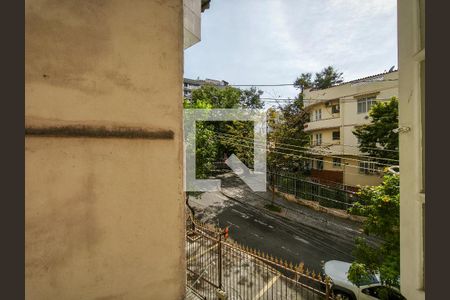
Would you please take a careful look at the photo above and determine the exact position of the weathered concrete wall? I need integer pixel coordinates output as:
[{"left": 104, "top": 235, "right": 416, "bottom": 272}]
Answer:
[{"left": 25, "top": 0, "right": 185, "bottom": 299}]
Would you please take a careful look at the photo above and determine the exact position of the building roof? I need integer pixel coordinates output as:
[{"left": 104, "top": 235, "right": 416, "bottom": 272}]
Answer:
[
  {"left": 309, "top": 69, "right": 398, "bottom": 91},
  {"left": 184, "top": 77, "right": 228, "bottom": 86},
  {"left": 184, "top": 78, "right": 203, "bottom": 85}
]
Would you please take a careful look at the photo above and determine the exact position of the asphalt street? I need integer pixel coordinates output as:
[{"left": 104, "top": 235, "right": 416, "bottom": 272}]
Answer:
[{"left": 190, "top": 190, "right": 358, "bottom": 274}]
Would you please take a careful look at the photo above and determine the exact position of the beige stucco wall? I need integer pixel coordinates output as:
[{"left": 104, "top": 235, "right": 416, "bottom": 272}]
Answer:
[
  {"left": 342, "top": 157, "right": 383, "bottom": 187},
  {"left": 311, "top": 154, "right": 382, "bottom": 187},
  {"left": 25, "top": 0, "right": 186, "bottom": 299},
  {"left": 398, "top": 0, "right": 425, "bottom": 299}
]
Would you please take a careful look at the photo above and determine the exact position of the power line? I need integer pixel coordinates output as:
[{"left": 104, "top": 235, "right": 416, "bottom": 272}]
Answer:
[
  {"left": 218, "top": 138, "right": 399, "bottom": 188},
  {"left": 273, "top": 135, "right": 399, "bottom": 153},
  {"left": 218, "top": 134, "right": 397, "bottom": 167},
  {"left": 217, "top": 135, "right": 396, "bottom": 177},
  {"left": 217, "top": 132, "right": 399, "bottom": 163},
  {"left": 212, "top": 126, "right": 398, "bottom": 155}
]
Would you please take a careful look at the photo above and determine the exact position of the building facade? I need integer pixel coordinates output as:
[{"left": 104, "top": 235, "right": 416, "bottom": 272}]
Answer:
[
  {"left": 183, "top": 77, "right": 229, "bottom": 99},
  {"left": 25, "top": 0, "right": 210, "bottom": 299},
  {"left": 303, "top": 71, "right": 398, "bottom": 189},
  {"left": 397, "top": 0, "right": 425, "bottom": 299}
]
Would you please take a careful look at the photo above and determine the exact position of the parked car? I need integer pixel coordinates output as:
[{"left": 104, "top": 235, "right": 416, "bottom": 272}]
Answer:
[{"left": 323, "top": 260, "right": 405, "bottom": 300}]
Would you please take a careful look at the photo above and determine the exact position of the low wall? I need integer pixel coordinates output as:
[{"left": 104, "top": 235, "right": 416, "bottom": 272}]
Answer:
[{"left": 274, "top": 188, "right": 366, "bottom": 223}]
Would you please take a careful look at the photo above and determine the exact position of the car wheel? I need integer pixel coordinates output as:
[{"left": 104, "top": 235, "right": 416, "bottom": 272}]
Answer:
[{"left": 334, "top": 291, "right": 353, "bottom": 300}]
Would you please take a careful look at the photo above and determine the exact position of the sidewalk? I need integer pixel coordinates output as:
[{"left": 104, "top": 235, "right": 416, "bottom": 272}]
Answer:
[{"left": 217, "top": 172, "right": 379, "bottom": 246}]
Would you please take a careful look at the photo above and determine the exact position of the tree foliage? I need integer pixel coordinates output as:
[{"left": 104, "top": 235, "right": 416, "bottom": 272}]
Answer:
[
  {"left": 293, "top": 73, "right": 313, "bottom": 93},
  {"left": 294, "top": 66, "right": 343, "bottom": 92},
  {"left": 347, "top": 172, "right": 400, "bottom": 290},
  {"left": 183, "top": 98, "right": 217, "bottom": 180},
  {"left": 353, "top": 97, "right": 399, "bottom": 162},
  {"left": 184, "top": 84, "right": 264, "bottom": 179},
  {"left": 313, "top": 66, "right": 344, "bottom": 90},
  {"left": 267, "top": 95, "right": 310, "bottom": 172}
]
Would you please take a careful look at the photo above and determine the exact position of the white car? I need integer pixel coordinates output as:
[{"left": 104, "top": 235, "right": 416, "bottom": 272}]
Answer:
[{"left": 323, "top": 260, "right": 405, "bottom": 300}]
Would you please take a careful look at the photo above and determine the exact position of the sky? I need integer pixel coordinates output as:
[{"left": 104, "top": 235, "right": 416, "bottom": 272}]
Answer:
[{"left": 184, "top": 0, "right": 398, "bottom": 103}]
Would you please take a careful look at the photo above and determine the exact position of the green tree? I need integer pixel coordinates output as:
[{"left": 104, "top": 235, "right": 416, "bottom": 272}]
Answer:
[
  {"left": 183, "top": 99, "right": 218, "bottom": 180},
  {"left": 218, "top": 87, "right": 264, "bottom": 167},
  {"left": 268, "top": 96, "right": 310, "bottom": 172},
  {"left": 353, "top": 97, "right": 399, "bottom": 162},
  {"left": 240, "top": 86, "right": 264, "bottom": 109},
  {"left": 184, "top": 84, "right": 264, "bottom": 178},
  {"left": 347, "top": 172, "right": 400, "bottom": 292},
  {"left": 189, "top": 84, "right": 241, "bottom": 108},
  {"left": 313, "top": 66, "right": 344, "bottom": 89},
  {"left": 294, "top": 72, "right": 313, "bottom": 93}
]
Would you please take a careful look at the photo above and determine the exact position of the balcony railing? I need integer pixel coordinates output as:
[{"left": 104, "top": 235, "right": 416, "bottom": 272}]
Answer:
[{"left": 186, "top": 213, "right": 335, "bottom": 300}]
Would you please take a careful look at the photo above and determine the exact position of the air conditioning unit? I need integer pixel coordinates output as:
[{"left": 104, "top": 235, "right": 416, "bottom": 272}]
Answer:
[{"left": 325, "top": 101, "right": 330, "bottom": 106}]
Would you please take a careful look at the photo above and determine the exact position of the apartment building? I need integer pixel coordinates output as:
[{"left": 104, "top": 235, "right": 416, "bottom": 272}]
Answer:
[
  {"left": 302, "top": 70, "right": 398, "bottom": 189},
  {"left": 183, "top": 77, "right": 229, "bottom": 99},
  {"left": 25, "top": 0, "right": 210, "bottom": 299}
]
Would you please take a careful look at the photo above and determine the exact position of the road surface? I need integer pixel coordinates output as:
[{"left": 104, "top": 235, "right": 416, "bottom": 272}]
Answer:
[{"left": 190, "top": 189, "right": 358, "bottom": 274}]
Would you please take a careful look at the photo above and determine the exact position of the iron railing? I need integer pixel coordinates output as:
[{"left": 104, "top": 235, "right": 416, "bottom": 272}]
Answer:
[
  {"left": 268, "top": 171, "right": 357, "bottom": 210},
  {"left": 186, "top": 214, "right": 335, "bottom": 300}
]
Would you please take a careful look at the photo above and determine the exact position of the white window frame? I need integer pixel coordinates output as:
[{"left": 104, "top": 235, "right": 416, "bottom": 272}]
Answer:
[
  {"left": 359, "top": 161, "right": 378, "bottom": 174},
  {"left": 357, "top": 96, "right": 377, "bottom": 114},
  {"left": 314, "top": 133, "right": 322, "bottom": 146},
  {"left": 314, "top": 109, "right": 322, "bottom": 121}
]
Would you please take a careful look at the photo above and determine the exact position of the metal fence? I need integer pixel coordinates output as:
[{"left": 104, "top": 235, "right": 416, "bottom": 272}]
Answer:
[
  {"left": 268, "top": 172, "right": 358, "bottom": 210},
  {"left": 211, "top": 162, "right": 358, "bottom": 210},
  {"left": 186, "top": 214, "right": 335, "bottom": 300}
]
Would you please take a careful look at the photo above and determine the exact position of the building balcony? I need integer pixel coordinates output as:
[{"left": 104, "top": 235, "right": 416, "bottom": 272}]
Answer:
[
  {"left": 184, "top": 0, "right": 211, "bottom": 49},
  {"left": 304, "top": 117, "right": 341, "bottom": 132}
]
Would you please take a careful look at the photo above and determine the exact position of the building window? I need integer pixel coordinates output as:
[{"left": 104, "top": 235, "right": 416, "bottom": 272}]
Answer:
[
  {"left": 333, "top": 158, "right": 342, "bottom": 167},
  {"left": 357, "top": 99, "right": 366, "bottom": 114},
  {"left": 357, "top": 96, "right": 377, "bottom": 114},
  {"left": 359, "top": 161, "right": 378, "bottom": 174},
  {"left": 314, "top": 109, "right": 322, "bottom": 121},
  {"left": 332, "top": 131, "right": 340, "bottom": 141},
  {"left": 314, "top": 133, "right": 322, "bottom": 146},
  {"left": 332, "top": 104, "right": 340, "bottom": 114},
  {"left": 316, "top": 159, "right": 323, "bottom": 170},
  {"left": 367, "top": 98, "right": 377, "bottom": 111}
]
